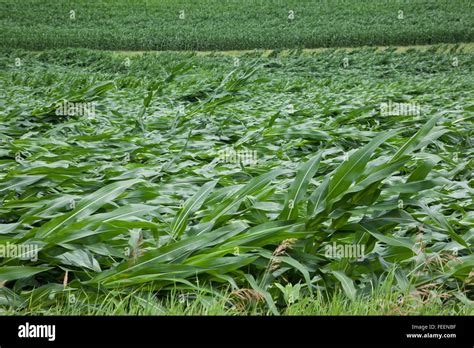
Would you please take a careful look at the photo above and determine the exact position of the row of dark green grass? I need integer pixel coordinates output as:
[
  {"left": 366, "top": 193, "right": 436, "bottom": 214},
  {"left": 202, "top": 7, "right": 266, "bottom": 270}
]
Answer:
[{"left": 1, "top": 0, "right": 473, "bottom": 51}]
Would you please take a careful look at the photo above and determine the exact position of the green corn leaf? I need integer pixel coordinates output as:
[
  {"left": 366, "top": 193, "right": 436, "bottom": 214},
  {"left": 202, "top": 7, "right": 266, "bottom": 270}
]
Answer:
[
  {"left": 0, "top": 266, "right": 51, "bottom": 282},
  {"left": 326, "top": 131, "right": 394, "bottom": 203},
  {"left": 280, "top": 153, "right": 322, "bottom": 220},
  {"left": 171, "top": 180, "right": 217, "bottom": 239},
  {"left": 390, "top": 113, "right": 443, "bottom": 163},
  {"left": 32, "top": 179, "right": 142, "bottom": 240},
  {"left": 202, "top": 169, "right": 290, "bottom": 223},
  {"left": 332, "top": 270, "right": 357, "bottom": 301}
]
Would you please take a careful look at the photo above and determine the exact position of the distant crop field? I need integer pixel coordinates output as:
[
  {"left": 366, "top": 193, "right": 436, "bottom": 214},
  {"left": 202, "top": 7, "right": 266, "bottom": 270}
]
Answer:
[
  {"left": 0, "top": 47, "right": 472, "bottom": 313},
  {"left": 1, "top": 0, "right": 473, "bottom": 50}
]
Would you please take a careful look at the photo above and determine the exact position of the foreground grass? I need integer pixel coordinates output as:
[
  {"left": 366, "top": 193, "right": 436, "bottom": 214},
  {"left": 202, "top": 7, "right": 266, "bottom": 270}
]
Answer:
[
  {"left": 2, "top": 285, "right": 472, "bottom": 316},
  {"left": 1, "top": 0, "right": 473, "bottom": 50}
]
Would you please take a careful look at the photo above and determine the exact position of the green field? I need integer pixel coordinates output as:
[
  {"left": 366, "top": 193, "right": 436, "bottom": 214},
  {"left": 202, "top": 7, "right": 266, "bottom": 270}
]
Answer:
[
  {"left": 0, "top": 0, "right": 473, "bottom": 317},
  {"left": 1, "top": 0, "right": 473, "bottom": 50},
  {"left": 0, "top": 46, "right": 473, "bottom": 314}
]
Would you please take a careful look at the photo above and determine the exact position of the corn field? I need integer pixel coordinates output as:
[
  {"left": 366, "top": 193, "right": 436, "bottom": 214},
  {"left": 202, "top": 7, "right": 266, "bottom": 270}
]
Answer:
[
  {"left": 1, "top": 0, "right": 473, "bottom": 50},
  {"left": 0, "top": 47, "right": 472, "bottom": 314}
]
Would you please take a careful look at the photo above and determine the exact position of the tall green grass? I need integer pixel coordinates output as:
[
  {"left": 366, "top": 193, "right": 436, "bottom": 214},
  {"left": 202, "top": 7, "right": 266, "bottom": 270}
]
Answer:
[{"left": 3, "top": 279, "right": 472, "bottom": 316}]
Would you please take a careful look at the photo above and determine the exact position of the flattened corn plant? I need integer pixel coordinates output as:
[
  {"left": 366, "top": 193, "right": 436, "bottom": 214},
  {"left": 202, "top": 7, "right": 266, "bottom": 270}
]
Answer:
[{"left": 0, "top": 48, "right": 472, "bottom": 313}]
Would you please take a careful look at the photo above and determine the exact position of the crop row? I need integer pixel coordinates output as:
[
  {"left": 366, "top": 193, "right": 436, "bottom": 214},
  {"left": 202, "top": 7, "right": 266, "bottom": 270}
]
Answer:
[{"left": 1, "top": 0, "right": 473, "bottom": 50}]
